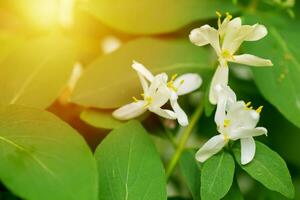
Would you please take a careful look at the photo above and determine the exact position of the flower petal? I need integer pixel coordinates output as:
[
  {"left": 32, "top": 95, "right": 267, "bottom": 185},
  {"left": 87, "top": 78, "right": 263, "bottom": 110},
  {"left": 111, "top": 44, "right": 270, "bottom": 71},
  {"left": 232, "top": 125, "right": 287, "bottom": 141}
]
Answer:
[
  {"left": 244, "top": 24, "right": 268, "bottom": 41},
  {"left": 195, "top": 135, "right": 226, "bottom": 162},
  {"left": 229, "top": 127, "right": 267, "bottom": 140},
  {"left": 151, "top": 83, "right": 170, "bottom": 108},
  {"left": 209, "top": 65, "right": 229, "bottom": 104},
  {"left": 150, "top": 107, "right": 176, "bottom": 119},
  {"left": 222, "top": 17, "right": 242, "bottom": 53},
  {"left": 137, "top": 73, "right": 149, "bottom": 93},
  {"left": 231, "top": 54, "right": 273, "bottom": 67},
  {"left": 174, "top": 73, "right": 202, "bottom": 96},
  {"left": 132, "top": 60, "right": 154, "bottom": 82},
  {"left": 147, "top": 73, "right": 168, "bottom": 96},
  {"left": 170, "top": 98, "right": 188, "bottom": 126},
  {"left": 112, "top": 101, "right": 146, "bottom": 120},
  {"left": 214, "top": 84, "right": 237, "bottom": 126},
  {"left": 241, "top": 137, "right": 256, "bottom": 165},
  {"left": 189, "top": 25, "right": 221, "bottom": 54}
]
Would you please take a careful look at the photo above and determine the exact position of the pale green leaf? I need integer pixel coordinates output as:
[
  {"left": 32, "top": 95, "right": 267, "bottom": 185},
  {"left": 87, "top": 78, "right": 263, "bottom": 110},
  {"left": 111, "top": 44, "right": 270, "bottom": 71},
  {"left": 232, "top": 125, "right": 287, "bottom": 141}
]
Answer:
[
  {"left": 201, "top": 151, "right": 235, "bottom": 200},
  {"left": 80, "top": 109, "right": 125, "bottom": 130},
  {"left": 81, "top": 0, "right": 237, "bottom": 34},
  {"left": 233, "top": 141, "right": 294, "bottom": 199},
  {"left": 0, "top": 105, "right": 98, "bottom": 200},
  {"left": 94, "top": 120, "right": 167, "bottom": 200},
  {"left": 0, "top": 34, "right": 76, "bottom": 109},
  {"left": 71, "top": 37, "right": 213, "bottom": 109}
]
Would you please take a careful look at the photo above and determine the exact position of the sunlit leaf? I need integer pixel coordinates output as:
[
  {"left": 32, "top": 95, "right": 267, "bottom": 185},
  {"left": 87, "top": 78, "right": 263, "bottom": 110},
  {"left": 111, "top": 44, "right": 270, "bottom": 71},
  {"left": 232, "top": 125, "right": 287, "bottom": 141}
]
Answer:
[
  {"left": 233, "top": 141, "right": 295, "bottom": 199},
  {"left": 71, "top": 37, "right": 213, "bottom": 109},
  {"left": 81, "top": 0, "right": 237, "bottom": 34},
  {"left": 0, "top": 105, "right": 98, "bottom": 200},
  {"left": 0, "top": 34, "right": 76, "bottom": 109},
  {"left": 201, "top": 151, "right": 235, "bottom": 200},
  {"left": 243, "top": 13, "right": 300, "bottom": 128},
  {"left": 94, "top": 120, "right": 167, "bottom": 200},
  {"left": 0, "top": 32, "right": 25, "bottom": 63},
  {"left": 80, "top": 109, "right": 125, "bottom": 130},
  {"left": 179, "top": 149, "right": 201, "bottom": 200}
]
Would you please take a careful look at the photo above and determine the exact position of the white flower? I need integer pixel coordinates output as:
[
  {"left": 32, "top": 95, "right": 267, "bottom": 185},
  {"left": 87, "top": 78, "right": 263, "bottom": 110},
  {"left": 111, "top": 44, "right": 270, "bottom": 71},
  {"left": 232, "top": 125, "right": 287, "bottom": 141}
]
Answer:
[
  {"left": 189, "top": 12, "right": 273, "bottom": 104},
  {"left": 113, "top": 61, "right": 202, "bottom": 126},
  {"left": 113, "top": 68, "right": 175, "bottom": 120},
  {"left": 195, "top": 88, "right": 267, "bottom": 165},
  {"left": 132, "top": 61, "right": 202, "bottom": 126}
]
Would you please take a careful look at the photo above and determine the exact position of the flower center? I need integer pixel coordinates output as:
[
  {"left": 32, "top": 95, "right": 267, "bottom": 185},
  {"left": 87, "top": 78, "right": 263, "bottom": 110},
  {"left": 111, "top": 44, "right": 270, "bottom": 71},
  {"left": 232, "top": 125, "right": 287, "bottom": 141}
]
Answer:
[
  {"left": 223, "top": 119, "right": 230, "bottom": 128},
  {"left": 143, "top": 96, "right": 153, "bottom": 108},
  {"left": 221, "top": 49, "right": 234, "bottom": 60},
  {"left": 223, "top": 133, "right": 230, "bottom": 142}
]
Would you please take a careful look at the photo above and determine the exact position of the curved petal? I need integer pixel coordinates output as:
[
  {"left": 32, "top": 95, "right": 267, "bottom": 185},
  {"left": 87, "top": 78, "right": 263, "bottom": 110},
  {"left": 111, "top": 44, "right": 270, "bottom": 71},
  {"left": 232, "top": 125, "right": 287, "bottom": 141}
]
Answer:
[
  {"left": 150, "top": 107, "right": 176, "bottom": 119},
  {"left": 189, "top": 25, "right": 221, "bottom": 54},
  {"left": 174, "top": 73, "right": 202, "bottom": 96},
  {"left": 112, "top": 101, "right": 146, "bottom": 120},
  {"left": 209, "top": 66, "right": 229, "bottom": 104},
  {"left": 244, "top": 24, "right": 268, "bottom": 41},
  {"left": 151, "top": 84, "right": 171, "bottom": 108},
  {"left": 195, "top": 135, "right": 226, "bottom": 162},
  {"left": 231, "top": 54, "right": 273, "bottom": 67},
  {"left": 170, "top": 98, "right": 188, "bottom": 126},
  {"left": 241, "top": 137, "right": 256, "bottom": 165},
  {"left": 222, "top": 17, "right": 242, "bottom": 53},
  {"left": 147, "top": 73, "right": 168, "bottom": 96},
  {"left": 213, "top": 83, "right": 237, "bottom": 126},
  {"left": 214, "top": 96, "right": 227, "bottom": 127},
  {"left": 132, "top": 60, "right": 154, "bottom": 81},
  {"left": 137, "top": 73, "right": 149, "bottom": 93},
  {"left": 229, "top": 127, "right": 267, "bottom": 140}
]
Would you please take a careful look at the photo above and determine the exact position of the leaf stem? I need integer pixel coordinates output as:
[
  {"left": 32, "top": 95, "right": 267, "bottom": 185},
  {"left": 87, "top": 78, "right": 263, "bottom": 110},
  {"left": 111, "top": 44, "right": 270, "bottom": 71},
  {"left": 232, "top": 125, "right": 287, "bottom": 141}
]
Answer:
[{"left": 165, "top": 102, "right": 204, "bottom": 180}]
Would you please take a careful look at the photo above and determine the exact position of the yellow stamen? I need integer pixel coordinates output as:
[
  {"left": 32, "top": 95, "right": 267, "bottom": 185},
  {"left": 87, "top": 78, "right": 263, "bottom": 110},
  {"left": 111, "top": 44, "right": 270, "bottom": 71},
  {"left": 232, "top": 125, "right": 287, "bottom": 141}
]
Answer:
[
  {"left": 143, "top": 96, "right": 153, "bottom": 108},
  {"left": 256, "top": 106, "right": 263, "bottom": 114},
  {"left": 171, "top": 74, "right": 178, "bottom": 81},
  {"left": 246, "top": 101, "right": 252, "bottom": 107},
  {"left": 167, "top": 73, "right": 179, "bottom": 92},
  {"left": 216, "top": 11, "right": 222, "bottom": 28},
  {"left": 132, "top": 96, "right": 139, "bottom": 103},
  {"left": 223, "top": 119, "right": 230, "bottom": 128},
  {"left": 226, "top": 12, "right": 232, "bottom": 20},
  {"left": 141, "top": 93, "right": 145, "bottom": 97}
]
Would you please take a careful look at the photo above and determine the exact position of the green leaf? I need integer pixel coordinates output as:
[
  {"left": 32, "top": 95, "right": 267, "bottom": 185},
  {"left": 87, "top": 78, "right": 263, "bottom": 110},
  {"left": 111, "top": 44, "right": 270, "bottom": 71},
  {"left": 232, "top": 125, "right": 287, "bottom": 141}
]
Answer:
[
  {"left": 81, "top": 0, "right": 237, "bottom": 34},
  {"left": 0, "top": 34, "right": 76, "bottom": 109},
  {"left": 94, "top": 120, "right": 167, "bottom": 200},
  {"left": 179, "top": 149, "right": 201, "bottom": 200},
  {"left": 222, "top": 181, "right": 243, "bottom": 200},
  {"left": 0, "top": 105, "right": 98, "bottom": 200},
  {"left": 80, "top": 109, "right": 125, "bottom": 130},
  {"left": 243, "top": 13, "right": 300, "bottom": 128},
  {"left": 71, "top": 37, "right": 213, "bottom": 109},
  {"left": 201, "top": 151, "right": 235, "bottom": 200},
  {"left": 233, "top": 141, "right": 294, "bottom": 199}
]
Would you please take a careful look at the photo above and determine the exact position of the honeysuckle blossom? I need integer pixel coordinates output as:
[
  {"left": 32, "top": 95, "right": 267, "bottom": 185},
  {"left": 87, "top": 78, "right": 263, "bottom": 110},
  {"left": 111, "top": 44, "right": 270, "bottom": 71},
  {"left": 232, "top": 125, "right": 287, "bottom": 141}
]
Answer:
[
  {"left": 113, "top": 71, "right": 176, "bottom": 120},
  {"left": 113, "top": 61, "right": 202, "bottom": 126},
  {"left": 195, "top": 85, "right": 267, "bottom": 165},
  {"left": 189, "top": 12, "right": 273, "bottom": 104}
]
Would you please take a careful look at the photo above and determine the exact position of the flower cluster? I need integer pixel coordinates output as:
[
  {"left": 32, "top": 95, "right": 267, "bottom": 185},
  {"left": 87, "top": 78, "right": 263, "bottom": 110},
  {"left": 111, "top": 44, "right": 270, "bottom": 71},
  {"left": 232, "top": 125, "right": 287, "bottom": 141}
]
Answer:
[
  {"left": 113, "top": 61, "right": 202, "bottom": 126},
  {"left": 113, "top": 12, "right": 273, "bottom": 165},
  {"left": 190, "top": 13, "right": 273, "bottom": 164}
]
